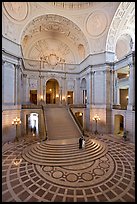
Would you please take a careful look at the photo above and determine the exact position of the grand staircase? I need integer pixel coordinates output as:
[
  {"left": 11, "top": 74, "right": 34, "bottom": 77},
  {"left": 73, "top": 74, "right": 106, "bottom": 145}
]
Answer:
[{"left": 43, "top": 105, "right": 81, "bottom": 140}]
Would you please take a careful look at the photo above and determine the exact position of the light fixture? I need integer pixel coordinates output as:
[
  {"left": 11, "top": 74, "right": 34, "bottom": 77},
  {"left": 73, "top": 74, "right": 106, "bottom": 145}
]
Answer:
[
  {"left": 67, "top": 95, "right": 71, "bottom": 98},
  {"left": 93, "top": 114, "right": 100, "bottom": 134},
  {"left": 62, "top": 96, "right": 65, "bottom": 100},
  {"left": 56, "top": 94, "right": 59, "bottom": 98},
  {"left": 49, "top": 89, "right": 52, "bottom": 92},
  {"left": 126, "top": 96, "right": 129, "bottom": 99},
  {"left": 12, "top": 117, "right": 21, "bottom": 141},
  {"left": 79, "top": 112, "right": 82, "bottom": 116}
]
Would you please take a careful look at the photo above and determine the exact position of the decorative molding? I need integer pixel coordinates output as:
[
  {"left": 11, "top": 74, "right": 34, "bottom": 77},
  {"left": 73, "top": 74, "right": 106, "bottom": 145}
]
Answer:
[
  {"left": 106, "top": 2, "right": 134, "bottom": 52},
  {"left": 21, "top": 14, "right": 90, "bottom": 58},
  {"left": 86, "top": 11, "right": 108, "bottom": 37},
  {"left": 3, "top": 2, "right": 28, "bottom": 22}
]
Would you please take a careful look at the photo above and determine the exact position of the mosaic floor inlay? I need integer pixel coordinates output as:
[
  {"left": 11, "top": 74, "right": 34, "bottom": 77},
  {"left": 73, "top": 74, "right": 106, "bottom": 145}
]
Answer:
[{"left": 2, "top": 134, "right": 135, "bottom": 202}]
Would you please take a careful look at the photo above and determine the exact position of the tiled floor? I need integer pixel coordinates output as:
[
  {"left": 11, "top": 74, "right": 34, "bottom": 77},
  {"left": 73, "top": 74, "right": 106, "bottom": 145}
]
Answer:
[{"left": 2, "top": 134, "right": 135, "bottom": 202}]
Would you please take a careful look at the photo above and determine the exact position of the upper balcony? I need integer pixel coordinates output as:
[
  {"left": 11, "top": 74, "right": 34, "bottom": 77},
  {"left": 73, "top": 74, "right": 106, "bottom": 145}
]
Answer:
[{"left": 112, "top": 104, "right": 127, "bottom": 110}]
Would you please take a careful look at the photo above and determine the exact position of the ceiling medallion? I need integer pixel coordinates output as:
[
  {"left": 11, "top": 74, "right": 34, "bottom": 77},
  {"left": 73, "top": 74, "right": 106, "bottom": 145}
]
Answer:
[
  {"left": 3, "top": 2, "right": 28, "bottom": 21},
  {"left": 86, "top": 11, "right": 107, "bottom": 37}
]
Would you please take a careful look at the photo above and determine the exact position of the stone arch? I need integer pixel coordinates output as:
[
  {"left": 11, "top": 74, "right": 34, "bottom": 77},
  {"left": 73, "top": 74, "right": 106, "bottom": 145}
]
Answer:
[
  {"left": 45, "top": 78, "right": 60, "bottom": 104},
  {"left": 106, "top": 2, "right": 135, "bottom": 56},
  {"left": 20, "top": 14, "right": 90, "bottom": 64},
  {"left": 81, "top": 78, "right": 87, "bottom": 89},
  {"left": 115, "top": 33, "right": 133, "bottom": 60}
]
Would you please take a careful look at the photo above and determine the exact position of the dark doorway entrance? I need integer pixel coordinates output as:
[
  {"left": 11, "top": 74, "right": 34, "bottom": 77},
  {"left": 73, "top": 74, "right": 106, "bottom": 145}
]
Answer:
[
  {"left": 67, "top": 91, "right": 73, "bottom": 104},
  {"left": 30, "top": 90, "right": 37, "bottom": 105},
  {"left": 46, "top": 93, "right": 51, "bottom": 104}
]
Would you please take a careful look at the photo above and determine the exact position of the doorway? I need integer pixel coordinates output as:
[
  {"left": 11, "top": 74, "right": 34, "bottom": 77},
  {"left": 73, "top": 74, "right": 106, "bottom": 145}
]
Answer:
[
  {"left": 46, "top": 79, "right": 59, "bottom": 104},
  {"left": 26, "top": 113, "right": 39, "bottom": 135},
  {"left": 30, "top": 90, "right": 37, "bottom": 105},
  {"left": 67, "top": 91, "right": 73, "bottom": 104},
  {"left": 114, "top": 114, "right": 124, "bottom": 137},
  {"left": 46, "top": 93, "right": 51, "bottom": 104}
]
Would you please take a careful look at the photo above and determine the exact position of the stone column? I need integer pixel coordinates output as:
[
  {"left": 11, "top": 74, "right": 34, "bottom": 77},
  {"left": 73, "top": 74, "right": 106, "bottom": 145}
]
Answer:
[
  {"left": 2, "top": 60, "right": 5, "bottom": 105},
  {"left": 16, "top": 64, "right": 21, "bottom": 105},
  {"left": 40, "top": 76, "right": 44, "bottom": 104},
  {"left": 59, "top": 86, "right": 62, "bottom": 104},
  {"left": 61, "top": 76, "right": 66, "bottom": 105},
  {"left": 113, "top": 71, "right": 118, "bottom": 105},
  {"left": 14, "top": 64, "right": 18, "bottom": 105},
  {"left": 75, "top": 77, "right": 80, "bottom": 104},
  {"left": 23, "top": 74, "right": 27, "bottom": 103},
  {"left": 127, "top": 63, "right": 135, "bottom": 110},
  {"left": 91, "top": 71, "right": 95, "bottom": 104},
  {"left": 87, "top": 72, "right": 92, "bottom": 105},
  {"left": 43, "top": 84, "right": 45, "bottom": 104}
]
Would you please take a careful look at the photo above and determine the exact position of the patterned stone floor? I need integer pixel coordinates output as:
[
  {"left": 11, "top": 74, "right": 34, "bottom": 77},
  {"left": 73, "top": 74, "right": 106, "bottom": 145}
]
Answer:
[{"left": 2, "top": 134, "right": 135, "bottom": 202}]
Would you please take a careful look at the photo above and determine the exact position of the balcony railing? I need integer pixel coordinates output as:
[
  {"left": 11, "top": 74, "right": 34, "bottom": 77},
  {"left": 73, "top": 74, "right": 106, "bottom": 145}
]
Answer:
[
  {"left": 22, "top": 104, "right": 42, "bottom": 109},
  {"left": 112, "top": 105, "right": 127, "bottom": 110},
  {"left": 69, "top": 104, "right": 86, "bottom": 108}
]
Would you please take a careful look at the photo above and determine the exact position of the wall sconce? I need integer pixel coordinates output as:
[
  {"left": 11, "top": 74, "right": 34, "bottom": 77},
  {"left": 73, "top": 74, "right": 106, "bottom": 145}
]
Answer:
[
  {"left": 79, "top": 112, "right": 83, "bottom": 116},
  {"left": 40, "top": 96, "right": 43, "bottom": 100},
  {"left": 49, "top": 89, "right": 52, "bottom": 92},
  {"left": 56, "top": 94, "right": 59, "bottom": 98},
  {"left": 126, "top": 96, "right": 129, "bottom": 100},
  {"left": 93, "top": 114, "right": 100, "bottom": 134},
  {"left": 67, "top": 95, "right": 71, "bottom": 98}
]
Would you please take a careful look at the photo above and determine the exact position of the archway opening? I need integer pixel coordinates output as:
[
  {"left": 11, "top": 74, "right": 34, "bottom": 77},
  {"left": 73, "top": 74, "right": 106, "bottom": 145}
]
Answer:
[
  {"left": 46, "top": 79, "right": 59, "bottom": 104},
  {"left": 114, "top": 114, "right": 124, "bottom": 137},
  {"left": 26, "top": 113, "right": 39, "bottom": 136}
]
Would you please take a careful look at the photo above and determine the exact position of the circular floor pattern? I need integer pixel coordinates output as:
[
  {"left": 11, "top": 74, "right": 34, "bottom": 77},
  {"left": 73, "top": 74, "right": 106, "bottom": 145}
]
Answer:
[
  {"left": 2, "top": 134, "right": 135, "bottom": 202},
  {"left": 22, "top": 138, "right": 108, "bottom": 166}
]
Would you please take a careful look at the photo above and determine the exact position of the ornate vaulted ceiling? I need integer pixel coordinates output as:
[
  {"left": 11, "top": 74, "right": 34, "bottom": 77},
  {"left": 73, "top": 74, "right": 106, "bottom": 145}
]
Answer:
[
  {"left": 2, "top": 2, "right": 135, "bottom": 64},
  {"left": 21, "top": 14, "right": 90, "bottom": 64}
]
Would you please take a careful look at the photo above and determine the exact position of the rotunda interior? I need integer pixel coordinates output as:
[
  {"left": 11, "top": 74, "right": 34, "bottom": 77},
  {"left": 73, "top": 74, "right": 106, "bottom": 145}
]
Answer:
[{"left": 2, "top": 2, "right": 135, "bottom": 202}]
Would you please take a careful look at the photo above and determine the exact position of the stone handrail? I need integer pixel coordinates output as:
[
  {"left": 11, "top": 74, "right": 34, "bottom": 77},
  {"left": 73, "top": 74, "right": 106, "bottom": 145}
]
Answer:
[{"left": 68, "top": 106, "right": 84, "bottom": 137}]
